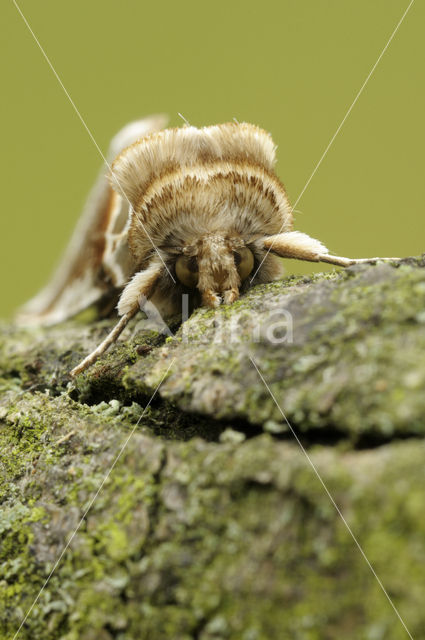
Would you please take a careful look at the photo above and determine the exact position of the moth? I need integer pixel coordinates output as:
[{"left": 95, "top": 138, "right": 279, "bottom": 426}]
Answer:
[{"left": 18, "top": 115, "right": 396, "bottom": 376}]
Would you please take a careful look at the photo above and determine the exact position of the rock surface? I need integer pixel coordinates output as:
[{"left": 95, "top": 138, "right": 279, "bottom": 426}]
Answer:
[{"left": 1, "top": 256, "right": 425, "bottom": 640}]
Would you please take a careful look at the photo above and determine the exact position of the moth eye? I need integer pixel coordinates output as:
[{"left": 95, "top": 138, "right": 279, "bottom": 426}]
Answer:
[
  {"left": 175, "top": 255, "right": 199, "bottom": 288},
  {"left": 234, "top": 247, "right": 254, "bottom": 281}
]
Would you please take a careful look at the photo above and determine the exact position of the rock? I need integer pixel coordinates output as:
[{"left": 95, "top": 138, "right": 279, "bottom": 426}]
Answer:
[{"left": 1, "top": 256, "right": 424, "bottom": 639}]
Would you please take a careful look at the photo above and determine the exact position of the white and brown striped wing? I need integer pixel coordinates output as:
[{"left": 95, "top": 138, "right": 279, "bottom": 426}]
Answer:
[
  {"left": 111, "top": 122, "right": 293, "bottom": 260},
  {"left": 17, "top": 115, "right": 168, "bottom": 326}
]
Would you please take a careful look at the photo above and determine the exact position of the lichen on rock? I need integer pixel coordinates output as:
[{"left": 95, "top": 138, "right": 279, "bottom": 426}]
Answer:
[{"left": 1, "top": 256, "right": 425, "bottom": 639}]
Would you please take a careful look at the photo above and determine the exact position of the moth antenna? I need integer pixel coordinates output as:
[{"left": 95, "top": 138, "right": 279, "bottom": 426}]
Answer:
[
  {"left": 177, "top": 112, "right": 191, "bottom": 126},
  {"left": 69, "top": 307, "right": 139, "bottom": 377}
]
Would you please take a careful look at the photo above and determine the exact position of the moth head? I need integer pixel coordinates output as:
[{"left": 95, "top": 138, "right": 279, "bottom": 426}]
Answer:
[
  {"left": 173, "top": 234, "right": 255, "bottom": 307},
  {"left": 112, "top": 121, "right": 290, "bottom": 316}
]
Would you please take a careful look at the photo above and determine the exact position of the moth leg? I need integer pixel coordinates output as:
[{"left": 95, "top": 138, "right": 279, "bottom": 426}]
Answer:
[
  {"left": 221, "top": 276, "right": 240, "bottom": 305},
  {"left": 261, "top": 232, "right": 399, "bottom": 267},
  {"left": 69, "top": 308, "right": 139, "bottom": 377},
  {"left": 317, "top": 254, "right": 400, "bottom": 267},
  {"left": 261, "top": 231, "right": 329, "bottom": 262},
  {"left": 117, "top": 260, "right": 164, "bottom": 315},
  {"left": 223, "top": 288, "right": 239, "bottom": 305},
  {"left": 200, "top": 279, "right": 240, "bottom": 308},
  {"left": 70, "top": 260, "right": 163, "bottom": 376},
  {"left": 201, "top": 290, "right": 222, "bottom": 308},
  {"left": 197, "top": 264, "right": 222, "bottom": 307}
]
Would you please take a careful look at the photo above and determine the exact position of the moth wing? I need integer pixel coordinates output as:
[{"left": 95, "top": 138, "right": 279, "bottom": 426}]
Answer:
[
  {"left": 17, "top": 114, "right": 169, "bottom": 326},
  {"left": 110, "top": 121, "right": 277, "bottom": 206}
]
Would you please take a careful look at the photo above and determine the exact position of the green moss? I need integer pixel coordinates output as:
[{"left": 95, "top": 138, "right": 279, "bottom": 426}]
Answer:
[
  {"left": 1, "top": 410, "right": 425, "bottom": 639},
  {"left": 1, "top": 257, "right": 425, "bottom": 638},
  {"left": 119, "top": 259, "right": 425, "bottom": 443},
  {"left": 0, "top": 502, "right": 46, "bottom": 626}
]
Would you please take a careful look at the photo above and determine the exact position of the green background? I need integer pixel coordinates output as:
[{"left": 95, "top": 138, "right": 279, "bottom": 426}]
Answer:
[{"left": 2, "top": 0, "right": 423, "bottom": 319}]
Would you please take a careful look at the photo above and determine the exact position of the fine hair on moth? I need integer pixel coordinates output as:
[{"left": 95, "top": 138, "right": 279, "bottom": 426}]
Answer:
[{"left": 17, "top": 114, "right": 399, "bottom": 376}]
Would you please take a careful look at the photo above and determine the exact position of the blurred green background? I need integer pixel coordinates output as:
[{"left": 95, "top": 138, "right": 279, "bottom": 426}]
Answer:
[{"left": 2, "top": 0, "right": 423, "bottom": 319}]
